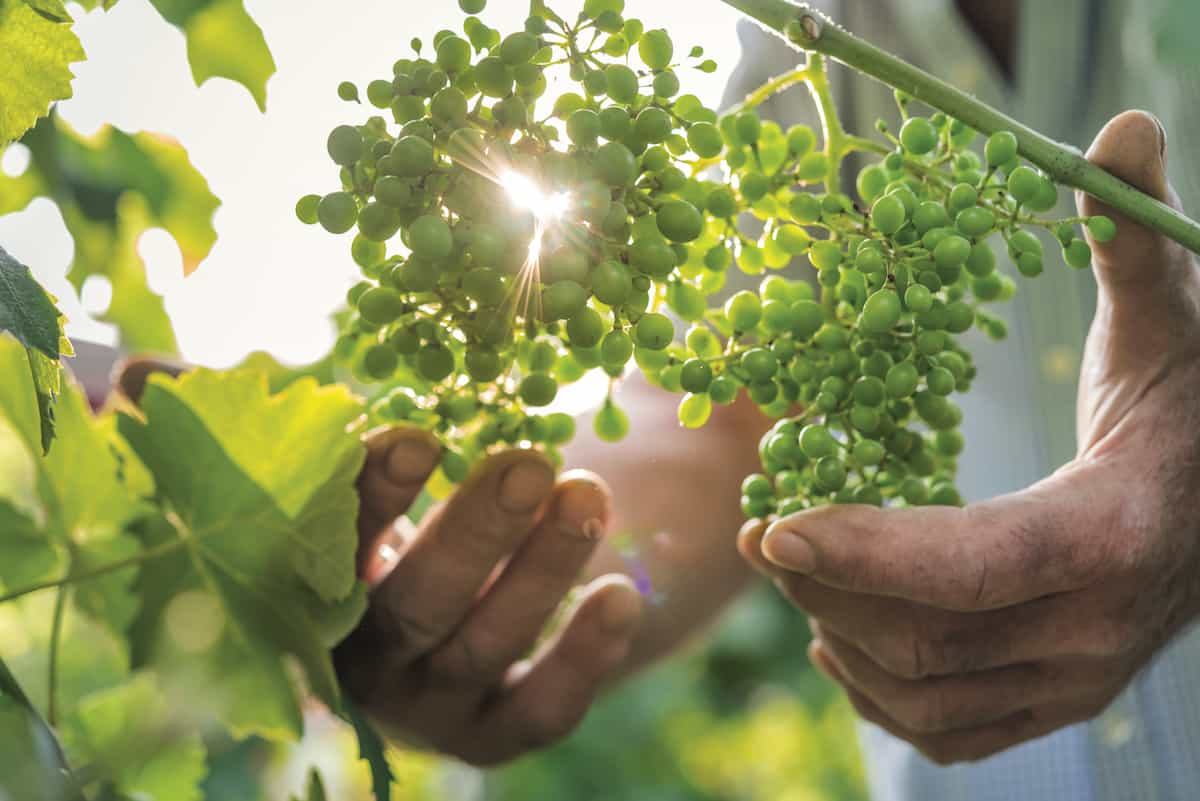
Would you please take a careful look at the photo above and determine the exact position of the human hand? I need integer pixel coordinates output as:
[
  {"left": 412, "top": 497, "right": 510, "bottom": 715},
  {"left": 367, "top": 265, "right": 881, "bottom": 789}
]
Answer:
[
  {"left": 739, "top": 110, "right": 1200, "bottom": 764},
  {"left": 335, "top": 428, "right": 643, "bottom": 765}
]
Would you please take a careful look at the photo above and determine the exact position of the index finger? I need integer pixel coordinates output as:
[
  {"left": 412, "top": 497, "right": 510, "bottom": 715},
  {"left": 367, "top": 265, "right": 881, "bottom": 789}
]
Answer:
[{"left": 761, "top": 469, "right": 1107, "bottom": 611}]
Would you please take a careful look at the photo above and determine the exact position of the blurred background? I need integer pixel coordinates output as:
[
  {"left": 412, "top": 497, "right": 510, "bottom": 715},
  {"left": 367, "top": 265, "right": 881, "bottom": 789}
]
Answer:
[{"left": 0, "top": 1, "right": 867, "bottom": 798}]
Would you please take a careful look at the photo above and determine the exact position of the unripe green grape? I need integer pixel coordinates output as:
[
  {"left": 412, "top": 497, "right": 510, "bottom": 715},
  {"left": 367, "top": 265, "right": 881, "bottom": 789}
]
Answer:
[
  {"left": 965, "top": 240, "right": 996, "bottom": 277},
  {"left": 900, "top": 117, "right": 938, "bottom": 155},
  {"left": 388, "top": 326, "right": 420, "bottom": 355},
  {"left": 362, "top": 344, "right": 399, "bottom": 379},
  {"left": 678, "top": 392, "right": 712, "bottom": 429},
  {"left": 566, "top": 108, "right": 601, "bottom": 146},
  {"left": 519, "top": 373, "right": 558, "bottom": 407},
  {"left": 856, "top": 164, "right": 889, "bottom": 204},
  {"left": 739, "top": 172, "right": 769, "bottom": 203},
  {"left": 1008, "top": 229, "right": 1044, "bottom": 258},
  {"left": 542, "top": 246, "right": 590, "bottom": 284},
  {"left": 594, "top": 397, "right": 630, "bottom": 442},
  {"left": 499, "top": 31, "right": 538, "bottom": 65},
  {"left": 416, "top": 344, "right": 455, "bottom": 382},
  {"left": 703, "top": 186, "right": 736, "bottom": 219},
  {"left": 798, "top": 424, "right": 835, "bottom": 459},
  {"left": 566, "top": 308, "right": 605, "bottom": 348},
  {"left": 638, "top": 28, "right": 674, "bottom": 70},
  {"left": 795, "top": 152, "right": 829, "bottom": 182},
  {"left": 933, "top": 235, "right": 971, "bottom": 268},
  {"left": 786, "top": 124, "right": 817, "bottom": 157},
  {"left": 375, "top": 175, "right": 413, "bottom": 208},
  {"left": 667, "top": 282, "right": 706, "bottom": 322},
  {"left": 813, "top": 456, "right": 847, "bottom": 492},
  {"left": 408, "top": 215, "right": 454, "bottom": 262},
  {"left": 318, "top": 192, "right": 358, "bottom": 234},
  {"left": 327, "top": 125, "right": 364, "bottom": 166},
  {"left": 725, "top": 290, "right": 762, "bottom": 332},
  {"left": 930, "top": 482, "right": 963, "bottom": 506},
  {"left": 687, "top": 121, "right": 724, "bottom": 158},
  {"left": 910, "top": 201, "right": 947, "bottom": 235},
  {"left": 871, "top": 194, "right": 907, "bottom": 236},
  {"left": 634, "top": 313, "right": 673, "bottom": 350},
  {"left": 656, "top": 200, "right": 704, "bottom": 243},
  {"left": 464, "top": 346, "right": 504, "bottom": 382},
  {"left": 985, "top": 131, "right": 1018, "bottom": 167},
  {"left": 1017, "top": 252, "right": 1044, "bottom": 277},
  {"left": 904, "top": 283, "right": 934, "bottom": 313},
  {"left": 886, "top": 362, "right": 920, "bottom": 398},
  {"left": 604, "top": 64, "right": 639, "bottom": 104},
  {"left": 737, "top": 348, "right": 776, "bottom": 383},
  {"left": 916, "top": 329, "right": 945, "bottom": 355},
  {"left": 947, "top": 183, "right": 978, "bottom": 215},
  {"left": 1087, "top": 215, "right": 1117, "bottom": 243},
  {"left": 600, "top": 329, "right": 634, "bottom": 367},
  {"left": 587, "top": 261, "right": 630, "bottom": 307},
  {"left": 955, "top": 207, "right": 995, "bottom": 238},
  {"left": 595, "top": 141, "right": 637, "bottom": 186},
  {"left": 474, "top": 57, "right": 513, "bottom": 98},
  {"left": 358, "top": 202, "right": 401, "bottom": 241},
  {"left": 542, "top": 280, "right": 588, "bottom": 320},
  {"left": 860, "top": 290, "right": 902, "bottom": 335},
  {"left": 1007, "top": 166, "right": 1042, "bottom": 205},
  {"left": 366, "top": 79, "right": 395, "bottom": 108},
  {"left": 808, "top": 240, "right": 842, "bottom": 271},
  {"left": 295, "top": 194, "right": 321, "bottom": 224},
  {"left": 927, "top": 366, "right": 956, "bottom": 396},
  {"left": 900, "top": 477, "right": 929, "bottom": 505},
  {"left": 679, "top": 359, "right": 713, "bottom": 393},
  {"left": 1064, "top": 238, "right": 1092, "bottom": 269},
  {"left": 1027, "top": 178, "right": 1059, "bottom": 212},
  {"left": 352, "top": 235, "right": 386, "bottom": 269},
  {"left": 391, "top": 135, "right": 436, "bottom": 177},
  {"left": 850, "top": 405, "right": 881, "bottom": 434},
  {"left": 852, "top": 439, "right": 885, "bottom": 468},
  {"left": 635, "top": 106, "right": 673, "bottom": 143},
  {"left": 493, "top": 95, "right": 528, "bottom": 129},
  {"left": 460, "top": 0, "right": 486, "bottom": 11},
  {"left": 708, "top": 375, "right": 738, "bottom": 405}
]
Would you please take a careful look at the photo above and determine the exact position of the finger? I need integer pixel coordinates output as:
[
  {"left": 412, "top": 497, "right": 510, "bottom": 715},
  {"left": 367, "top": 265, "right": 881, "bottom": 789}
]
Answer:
[
  {"left": 778, "top": 575, "right": 1121, "bottom": 676},
  {"left": 370, "top": 449, "right": 556, "bottom": 661},
  {"left": 447, "top": 575, "right": 643, "bottom": 766},
  {"left": 840, "top": 676, "right": 1098, "bottom": 766},
  {"left": 356, "top": 427, "right": 443, "bottom": 578},
  {"left": 1078, "top": 111, "right": 1195, "bottom": 310},
  {"left": 735, "top": 518, "right": 776, "bottom": 577},
  {"left": 811, "top": 623, "right": 1087, "bottom": 734},
  {"left": 425, "top": 472, "right": 612, "bottom": 686},
  {"left": 761, "top": 469, "right": 1110, "bottom": 610},
  {"left": 113, "top": 356, "right": 188, "bottom": 405}
]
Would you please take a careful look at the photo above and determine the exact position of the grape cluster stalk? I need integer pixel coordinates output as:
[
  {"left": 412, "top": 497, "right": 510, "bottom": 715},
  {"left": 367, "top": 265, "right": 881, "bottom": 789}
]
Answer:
[{"left": 298, "top": 0, "right": 1115, "bottom": 516}]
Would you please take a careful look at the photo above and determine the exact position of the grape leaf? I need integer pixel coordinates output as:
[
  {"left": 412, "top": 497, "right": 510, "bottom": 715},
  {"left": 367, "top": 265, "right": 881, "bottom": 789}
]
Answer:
[
  {"left": 22, "top": 0, "right": 71, "bottom": 22},
  {"left": 147, "top": 0, "right": 275, "bottom": 111},
  {"left": 117, "top": 369, "right": 368, "bottom": 740},
  {"left": 0, "top": 0, "right": 85, "bottom": 145},
  {"left": 3, "top": 114, "right": 221, "bottom": 353},
  {"left": 0, "top": 658, "right": 86, "bottom": 801},
  {"left": 0, "top": 244, "right": 70, "bottom": 452},
  {"left": 63, "top": 673, "right": 207, "bottom": 801},
  {"left": 344, "top": 702, "right": 394, "bottom": 801},
  {"left": 0, "top": 414, "right": 57, "bottom": 590},
  {"left": 0, "top": 337, "right": 142, "bottom": 632}
]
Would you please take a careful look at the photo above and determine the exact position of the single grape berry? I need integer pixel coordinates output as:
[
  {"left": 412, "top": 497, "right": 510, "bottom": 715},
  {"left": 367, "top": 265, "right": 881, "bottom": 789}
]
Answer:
[
  {"left": 318, "top": 192, "right": 358, "bottom": 234},
  {"left": 899, "top": 117, "right": 938, "bottom": 155},
  {"left": 459, "top": 0, "right": 486, "bottom": 12},
  {"left": 594, "top": 398, "right": 630, "bottom": 442},
  {"left": 327, "top": 125, "right": 363, "bottom": 166},
  {"left": 408, "top": 215, "right": 454, "bottom": 262},
  {"left": 985, "top": 131, "right": 1018, "bottom": 167},
  {"left": 860, "top": 290, "right": 902, "bottom": 335},
  {"left": 638, "top": 29, "right": 674, "bottom": 70},
  {"left": 678, "top": 392, "right": 713, "bottom": 429},
  {"left": 635, "top": 313, "right": 674, "bottom": 350},
  {"left": 871, "top": 195, "right": 907, "bottom": 236},
  {"left": 1087, "top": 216, "right": 1118, "bottom": 243},
  {"left": 680, "top": 359, "right": 713, "bottom": 393},
  {"left": 519, "top": 373, "right": 558, "bottom": 406},
  {"left": 656, "top": 200, "right": 704, "bottom": 243},
  {"left": 1007, "top": 166, "right": 1043, "bottom": 206},
  {"left": 337, "top": 82, "right": 360, "bottom": 103},
  {"left": 295, "top": 194, "right": 321, "bottom": 225},
  {"left": 799, "top": 424, "right": 836, "bottom": 459},
  {"left": 725, "top": 290, "right": 763, "bottom": 331},
  {"left": 595, "top": 142, "right": 638, "bottom": 186}
]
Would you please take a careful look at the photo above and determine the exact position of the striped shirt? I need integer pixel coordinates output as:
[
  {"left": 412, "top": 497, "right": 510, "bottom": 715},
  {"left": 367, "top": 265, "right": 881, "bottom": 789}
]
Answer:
[{"left": 722, "top": 0, "right": 1200, "bottom": 798}]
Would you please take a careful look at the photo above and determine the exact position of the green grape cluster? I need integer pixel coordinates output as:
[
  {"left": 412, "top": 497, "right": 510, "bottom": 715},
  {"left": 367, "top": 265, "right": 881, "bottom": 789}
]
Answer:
[{"left": 298, "top": 0, "right": 1114, "bottom": 511}]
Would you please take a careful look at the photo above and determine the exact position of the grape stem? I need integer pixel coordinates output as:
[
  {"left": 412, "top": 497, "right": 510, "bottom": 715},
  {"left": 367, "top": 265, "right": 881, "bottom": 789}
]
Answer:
[{"left": 718, "top": 0, "right": 1200, "bottom": 254}]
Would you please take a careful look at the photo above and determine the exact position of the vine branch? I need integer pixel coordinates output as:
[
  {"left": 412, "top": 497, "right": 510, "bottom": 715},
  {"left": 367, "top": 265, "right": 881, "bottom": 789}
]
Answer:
[{"left": 718, "top": 0, "right": 1200, "bottom": 255}]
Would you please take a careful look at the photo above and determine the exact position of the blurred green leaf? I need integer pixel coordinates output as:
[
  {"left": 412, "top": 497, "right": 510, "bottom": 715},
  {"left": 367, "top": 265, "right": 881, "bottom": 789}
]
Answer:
[
  {"left": 1154, "top": 0, "right": 1200, "bottom": 68},
  {"left": 344, "top": 701, "right": 394, "bottom": 801},
  {"left": 0, "top": 0, "right": 84, "bottom": 145},
  {"left": 0, "top": 658, "right": 85, "bottom": 801},
  {"left": 21, "top": 0, "right": 71, "bottom": 22},
  {"left": 117, "top": 369, "right": 367, "bottom": 740},
  {"left": 148, "top": 0, "right": 275, "bottom": 111},
  {"left": 291, "top": 769, "right": 328, "bottom": 801},
  {"left": 4, "top": 114, "right": 221, "bottom": 353},
  {"left": 0, "top": 245, "right": 70, "bottom": 452},
  {"left": 64, "top": 673, "right": 207, "bottom": 801}
]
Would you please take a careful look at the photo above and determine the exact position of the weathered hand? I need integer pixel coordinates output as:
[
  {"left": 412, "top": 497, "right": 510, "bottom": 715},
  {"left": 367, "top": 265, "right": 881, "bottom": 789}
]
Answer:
[
  {"left": 335, "top": 428, "right": 643, "bottom": 766},
  {"left": 739, "top": 111, "right": 1200, "bottom": 764}
]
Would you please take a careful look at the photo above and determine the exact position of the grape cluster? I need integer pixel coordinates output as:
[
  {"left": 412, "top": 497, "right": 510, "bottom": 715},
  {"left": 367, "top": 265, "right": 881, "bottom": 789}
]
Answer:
[{"left": 298, "top": 0, "right": 1114, "bottom": 512}]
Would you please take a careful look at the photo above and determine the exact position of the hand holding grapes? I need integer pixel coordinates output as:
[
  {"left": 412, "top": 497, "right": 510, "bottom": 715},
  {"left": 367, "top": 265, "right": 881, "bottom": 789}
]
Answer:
[
  {"left": 741, "top": 111, "right": 1200, "bottom": 764},
  {"left": 334, "top": 427, "right": 643, "bottom": 766}
]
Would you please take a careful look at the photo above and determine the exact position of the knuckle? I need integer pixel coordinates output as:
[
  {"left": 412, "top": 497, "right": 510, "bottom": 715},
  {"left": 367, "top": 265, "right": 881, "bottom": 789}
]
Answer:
[
  {"left": 899, "top": 688, "right": 954, "bottom": 735},
  {"left": 874, "top": 632, "right": 926, "bottom": 680}
]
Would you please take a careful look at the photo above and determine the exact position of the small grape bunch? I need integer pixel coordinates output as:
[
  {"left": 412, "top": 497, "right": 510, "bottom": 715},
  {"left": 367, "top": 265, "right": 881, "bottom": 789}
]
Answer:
[
  {"left": 297, "top": 0, "right": 728, "bottom": 487},
  {"left": 725, "top": 99, "right": 1115, "bottom": 518}
]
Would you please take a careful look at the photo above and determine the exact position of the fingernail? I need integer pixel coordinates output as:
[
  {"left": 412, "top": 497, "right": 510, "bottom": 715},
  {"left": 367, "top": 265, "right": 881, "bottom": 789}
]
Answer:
[
  {"left": 386, "top": 435, "right": 441, "bottom": 484},
  {"left": 762, "top": 529, "right": 816, "bottom": 573},
  {"left": 555, "top": 481, "right": 609, "bottom": 540},
  {"left": 498, "top": 458, "right": 555, "bottom": 513},
  {"left": 1150, "top": 112, "right": 1168, "bottom": 162}
]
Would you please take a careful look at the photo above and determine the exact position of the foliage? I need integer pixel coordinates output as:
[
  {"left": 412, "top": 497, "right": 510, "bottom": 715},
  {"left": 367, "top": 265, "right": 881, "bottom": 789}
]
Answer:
[{"left": 0, "top": 0, "right": 84, "bottom": 144}]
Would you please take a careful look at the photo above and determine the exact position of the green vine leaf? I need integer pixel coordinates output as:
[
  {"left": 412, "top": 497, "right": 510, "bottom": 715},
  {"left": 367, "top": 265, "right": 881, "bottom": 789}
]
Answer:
[
  {"left": 21, "top": 0, "right": 72, "bottom": 22},
  {"left": 63, "top": 673, "right": 207, "bottom": 801},
  {"left": 117, "top": 369, "right": 368, "bottom": 740},
  {"left": 147, "top": 0, "right": 276, "bottom": 111},
  {"left": 0, "top": 0, "right": 85, "bottom": 145},
  {"left": 0, "top": 658, "right": 86, "bottom": 801},
  {"left": 4, "top": 114, "right": 221, "bottom": 353},
  {"left": 345, "top": 702, "right": 394, "bottom": 801},
  {"left": 0, "top": 244, "right": 69, "bottom": 453},
  {"left": 291, "top": 769, "right": 329, "bottom": 801}
]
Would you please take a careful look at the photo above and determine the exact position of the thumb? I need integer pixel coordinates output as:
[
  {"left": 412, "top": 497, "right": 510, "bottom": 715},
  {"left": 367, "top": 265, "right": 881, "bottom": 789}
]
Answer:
[{"left": 1077, "top": 110, "right": 1195, "bottom": 315}]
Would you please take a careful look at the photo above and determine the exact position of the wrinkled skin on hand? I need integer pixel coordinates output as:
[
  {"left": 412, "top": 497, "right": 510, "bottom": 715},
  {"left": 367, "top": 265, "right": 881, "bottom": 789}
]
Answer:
[{"left": 740, "top": 110, "right": 1200, "bottom": 764}]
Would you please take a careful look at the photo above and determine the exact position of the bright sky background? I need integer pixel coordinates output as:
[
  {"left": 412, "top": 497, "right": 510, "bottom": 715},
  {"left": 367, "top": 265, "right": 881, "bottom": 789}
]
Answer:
[{"left": 1, "top": 0, "right": 745, "bottom": 368}]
